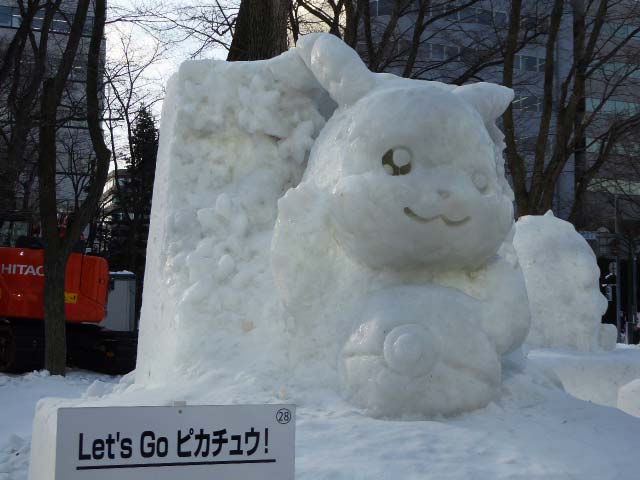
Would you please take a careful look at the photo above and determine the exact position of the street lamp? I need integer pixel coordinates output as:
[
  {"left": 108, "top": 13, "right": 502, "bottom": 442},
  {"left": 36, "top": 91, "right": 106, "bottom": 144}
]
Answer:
[{"left": 613, "top": 193, "right": 638, "bottom": 344}]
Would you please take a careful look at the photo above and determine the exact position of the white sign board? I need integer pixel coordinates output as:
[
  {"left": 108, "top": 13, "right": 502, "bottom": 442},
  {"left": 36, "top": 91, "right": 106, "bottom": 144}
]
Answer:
[{"left": 55, "top": 404, "right": 295, "bottom": 480}]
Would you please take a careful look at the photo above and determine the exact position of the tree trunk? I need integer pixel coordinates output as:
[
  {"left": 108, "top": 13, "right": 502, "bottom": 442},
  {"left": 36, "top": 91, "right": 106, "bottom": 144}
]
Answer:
[
  {"left": 37, "top": 0, "right": 94, "bottom": 375},
  {"left": 227, "top": 0, "right": 290, "bottom": 61},
  {"left": 42, "top": 253, "right": 69, "bottom": 375},
  {"left": 39, "top": 78, "right": 67, "bottom": 376},
  {"left": 501, "top": 0, "right": 529, "bottom": 217},
  {"left": 571, "top": 0, "right": 587, "bottom": 227}
]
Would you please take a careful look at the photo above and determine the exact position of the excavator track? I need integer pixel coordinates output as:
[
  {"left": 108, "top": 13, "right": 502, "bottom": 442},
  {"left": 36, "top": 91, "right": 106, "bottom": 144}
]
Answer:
[
  {"left": 67, "top": 324, "right": 138, "bottom": 375},
  {"left": 0, "top": 319, "right": 137, "bottom": 375},
  {"left": 0, "top": 319, "right": 45, "bottom": 373}
]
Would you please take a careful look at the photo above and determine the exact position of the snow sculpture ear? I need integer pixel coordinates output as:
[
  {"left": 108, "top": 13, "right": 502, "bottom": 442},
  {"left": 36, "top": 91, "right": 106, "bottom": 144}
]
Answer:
[
  {"left": 453, "top": 82, "right": 514, "bottom": 123},
  {"left": 455, "top": 82, "right": 515, "bottom": 202},
  {"left": 296, "top": 33, "right": 376, "bottom": 107},
  {"left": 544, "top": 210, "right": 555, "bottom": 217}
]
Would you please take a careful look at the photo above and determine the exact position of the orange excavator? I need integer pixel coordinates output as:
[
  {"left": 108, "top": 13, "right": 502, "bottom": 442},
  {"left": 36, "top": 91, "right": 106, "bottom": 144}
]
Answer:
[{"left": 0, "top": 214, "right": 137, "bottom": 374}]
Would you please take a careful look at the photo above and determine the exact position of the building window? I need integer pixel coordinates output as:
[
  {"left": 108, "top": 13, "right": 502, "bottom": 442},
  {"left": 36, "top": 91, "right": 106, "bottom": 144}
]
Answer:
[
  {"left": 11, "top": 9, "right": 20, "bottom": 28},
  {"left": 0, "top": 6, "right": 92, "bottom": 35},
  {"left": 588, "top": 178, "right": 640, "bottom": 196},
  {"left": 522, "top": 55, "right": 539, "bottom": 72},
  {"left": 514, "top": 54, "right": 545, "bottom": 73},
  {"left": 430, "top": 43, "right": 445, "bottom": 60},
  {"left": 52, "top": 12, "right": 71, "bottom": 33},
  {"left": 512, "top": 93, "right": 543, "bottom": 112},
  {"left": 476, "top": 8, "right": 493, "bottom": 26},
  {"left": 586, "top": 97, "right": 640, "bottom": 115},
  {"left": 494, "top": 11, "right": 508, "bottom": 28},
  {"left": 0, "top": 6, "right": 12, "bottom": 26},
  {"left": 444, "top": 45, "right": 459, "bottom": 59},
  {"left": 598, "top": 62, "right": 640, "bottom": 80},
  {"left": 372, "top": 0, "right": 394, "bottom": 16},
  {"left": 428, "top": 3, "right": 447, "bottom": 19},
  {"left": 586, "top": 137, "right": 640, "bottom": 155},
  {"left": 424, "top": 43, "right": 460, "bottom": 61},
  {"left": 601, "top": 22, "right": 640, "bottom": 41}
]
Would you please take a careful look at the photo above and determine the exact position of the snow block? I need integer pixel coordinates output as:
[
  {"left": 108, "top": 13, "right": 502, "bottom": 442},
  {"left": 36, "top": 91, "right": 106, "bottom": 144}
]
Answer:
[
  {"left": 529, "top": 347, "right": 640, "bottom": 408},
  {"left": 135, "top": 51, "right": 328, "bottom": 384},
  {"left": 28, "top": 398, "right": 72, "bottom": 480}
]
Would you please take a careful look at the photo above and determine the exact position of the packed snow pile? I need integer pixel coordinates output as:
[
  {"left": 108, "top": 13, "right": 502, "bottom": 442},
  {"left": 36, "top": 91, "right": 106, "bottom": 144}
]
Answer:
[
  {"left": 136, "top": 33, "right": 530, "bottom": 417},
  {"left": 0, "top": 371, "right": 118, "bottom": 480},
  {"left": 528, "top": 346, "right": 640, "bottom": 414},
  {"left": 514, "top": 211, "right": 612, "bottom": 352}
]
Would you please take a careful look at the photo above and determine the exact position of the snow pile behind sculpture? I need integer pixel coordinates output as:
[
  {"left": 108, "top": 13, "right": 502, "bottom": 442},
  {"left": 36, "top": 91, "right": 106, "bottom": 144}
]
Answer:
[
  {"left": 513, "top": 212, "right": 614, "bottom": 352},
  {"left": 137, "top": 33, "right": 531, "bottom": 418}
]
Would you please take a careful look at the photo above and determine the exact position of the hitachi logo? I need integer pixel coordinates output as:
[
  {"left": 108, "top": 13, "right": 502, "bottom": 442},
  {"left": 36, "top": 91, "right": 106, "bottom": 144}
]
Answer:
[{"left": 0, "top": 264, "right": 45, "bottom": 276}]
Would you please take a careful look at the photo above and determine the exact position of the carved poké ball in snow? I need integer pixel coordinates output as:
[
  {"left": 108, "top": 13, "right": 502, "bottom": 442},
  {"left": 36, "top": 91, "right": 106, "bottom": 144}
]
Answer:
[
  {"left": 272, "top": 34, "right": 531, "bottom": 418},
  {"left": 340, "top": 286, "right": 504, "bottom": 418},
  {"left": 513, "top": 211, "right": 612, "bottom": 352}
]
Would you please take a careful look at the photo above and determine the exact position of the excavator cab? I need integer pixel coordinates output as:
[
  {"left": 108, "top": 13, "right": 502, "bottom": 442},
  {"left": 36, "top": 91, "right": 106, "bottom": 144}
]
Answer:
[{"left": 0, "top": 211, "right": 34, "bottom": 248}]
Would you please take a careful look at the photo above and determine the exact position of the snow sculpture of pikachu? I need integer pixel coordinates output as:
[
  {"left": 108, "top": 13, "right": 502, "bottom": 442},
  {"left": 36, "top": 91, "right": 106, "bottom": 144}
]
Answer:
[{"left": 272, "top": 34, "right": 531, "bottom": 418}]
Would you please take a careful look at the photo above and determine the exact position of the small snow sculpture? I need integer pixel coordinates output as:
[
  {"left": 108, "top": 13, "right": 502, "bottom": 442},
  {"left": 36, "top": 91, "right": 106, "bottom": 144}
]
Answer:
[
  {"left": 513, "top": 211, "right": 611, "bottom": 352},
  {"left": 272, "top": 34, "right": 531, "bottom": 417}
]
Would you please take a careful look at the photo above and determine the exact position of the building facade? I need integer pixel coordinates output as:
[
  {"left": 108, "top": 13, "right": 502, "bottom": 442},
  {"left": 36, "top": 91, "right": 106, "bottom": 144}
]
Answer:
[{"left": 0, "top": 0, "right": 100, "bottom": 246}]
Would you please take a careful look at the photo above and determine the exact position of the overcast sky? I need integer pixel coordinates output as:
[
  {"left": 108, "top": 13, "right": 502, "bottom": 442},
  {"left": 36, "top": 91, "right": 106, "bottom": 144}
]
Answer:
[{"left": 106, "top": 1, "right": 229, "bottom": 120}]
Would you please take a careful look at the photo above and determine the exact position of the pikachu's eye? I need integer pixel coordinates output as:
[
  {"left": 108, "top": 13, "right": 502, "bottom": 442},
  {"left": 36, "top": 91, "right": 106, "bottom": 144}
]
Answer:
[
  {"left": 382, "top": 148, "right": 412, "bottom": 176},
  {"left": 472, "top": 172, "right": 489, "bottom": 193}
]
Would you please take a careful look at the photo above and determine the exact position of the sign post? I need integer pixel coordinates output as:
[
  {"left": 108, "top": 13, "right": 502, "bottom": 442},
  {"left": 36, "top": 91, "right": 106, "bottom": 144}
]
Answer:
[{"left": 54, "top": 404, "right": 295, "bottom": 480}]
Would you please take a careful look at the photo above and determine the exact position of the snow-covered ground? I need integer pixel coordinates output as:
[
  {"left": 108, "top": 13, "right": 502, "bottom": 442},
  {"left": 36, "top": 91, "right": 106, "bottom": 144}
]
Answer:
[
  {"left": 0, "top": 371, "right": 118, "bottom": 480},
  {"left": 0, "top": 347, "right": 636, "bottom": 480}
]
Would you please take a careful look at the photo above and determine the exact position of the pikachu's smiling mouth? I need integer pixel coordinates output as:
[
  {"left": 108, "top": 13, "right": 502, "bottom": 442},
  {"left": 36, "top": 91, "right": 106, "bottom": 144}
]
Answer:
[{"left": 403, "top": 207, "right": 470, "bottom": 226}]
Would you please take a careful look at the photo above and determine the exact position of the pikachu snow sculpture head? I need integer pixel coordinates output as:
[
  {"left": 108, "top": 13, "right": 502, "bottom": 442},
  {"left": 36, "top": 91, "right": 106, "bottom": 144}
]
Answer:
[{"left": 296, "top": 35, "right": 514, "bottom": 271}]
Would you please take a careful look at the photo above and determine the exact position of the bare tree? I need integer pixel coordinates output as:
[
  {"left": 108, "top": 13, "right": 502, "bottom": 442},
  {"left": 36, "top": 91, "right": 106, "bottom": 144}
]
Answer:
[
  {"left": 0, "top": 1, "right": 58, "bottom": 224},
  {"left": 97, "top": 30, "right": 164, "bottom": 315},
  {"left": 109, "top": 1, "right": 239, "bottom": 58},
  {"left": 289, "top": 1, "right": 539, "bottom": 80},
  {"left": 56, "top": 129, "right": 96, "bottom": 212},
  {"left": 116, "top": 0, "right": 290, "bottom": 60},
  {"left": 290, "top": 1, "right": 640, "bottom": 228},
  {"left": 106, "top": 0, "right": 640, "bottom": 230},
  {"left": 496, "top": 0, "right": 640, "bottom": 223},
  {"left": 34, "top": 0, "right": 111, "bottom": 374}
]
